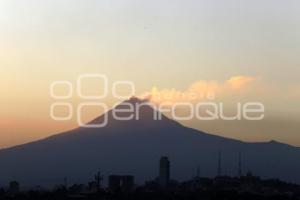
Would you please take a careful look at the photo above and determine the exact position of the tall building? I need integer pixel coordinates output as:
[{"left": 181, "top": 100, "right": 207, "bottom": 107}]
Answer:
[{"left": 159, "top": 156, "right": 170, "bottom": 187}]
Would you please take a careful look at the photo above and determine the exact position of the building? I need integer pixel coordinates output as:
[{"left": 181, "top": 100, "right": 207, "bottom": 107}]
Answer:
[
  {"left": 108, "top": 175, "right": 134, "bottom": 192},
  {"left": 159, "top": 156, "right": 170, "bottom": 188},
  {"left": 9, "top": 181, "right": 19, "bottom": 194}
]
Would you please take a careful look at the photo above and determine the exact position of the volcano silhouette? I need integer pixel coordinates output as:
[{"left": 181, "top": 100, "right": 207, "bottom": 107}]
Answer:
[{"left": 0, "top": 97, "right": 299, "bottom": 186}]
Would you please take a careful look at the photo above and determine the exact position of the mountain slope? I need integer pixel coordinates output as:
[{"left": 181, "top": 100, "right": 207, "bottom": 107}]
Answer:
[{"left": 0, "top": 97, "right": 299, "bottom": 187}]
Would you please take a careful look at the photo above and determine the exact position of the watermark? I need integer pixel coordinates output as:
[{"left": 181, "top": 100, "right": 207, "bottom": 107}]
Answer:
[{"left": 50, "top": 74, "right": 265, "bottom": 128}]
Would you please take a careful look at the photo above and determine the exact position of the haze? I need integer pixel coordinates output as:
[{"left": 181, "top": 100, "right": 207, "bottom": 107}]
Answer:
[{"left": 0, "top": 0, "right": 299, "bottom": 148}]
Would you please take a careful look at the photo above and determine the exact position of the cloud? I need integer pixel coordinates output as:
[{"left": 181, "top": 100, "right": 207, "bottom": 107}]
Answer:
[
  {"left": 141, "top": 76, "right": 257, "bottom": 104},
  {"left": 226, "top": 76, "right": 256, "bottom": 90}
]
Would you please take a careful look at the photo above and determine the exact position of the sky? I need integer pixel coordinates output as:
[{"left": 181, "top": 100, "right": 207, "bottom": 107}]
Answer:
[{"left": 0, "top": 0, "right": 299, "bottom": 148}]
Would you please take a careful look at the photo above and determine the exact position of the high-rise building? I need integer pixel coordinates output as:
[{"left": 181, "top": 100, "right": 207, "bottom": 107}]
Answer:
[{"left": 159, "top": 156, "right": 170, "bottom": 187}]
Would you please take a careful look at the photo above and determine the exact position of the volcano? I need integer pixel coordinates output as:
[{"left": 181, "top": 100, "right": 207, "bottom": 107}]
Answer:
[{"left": 0, "top": 97, "right": 299, "bottom": 187}]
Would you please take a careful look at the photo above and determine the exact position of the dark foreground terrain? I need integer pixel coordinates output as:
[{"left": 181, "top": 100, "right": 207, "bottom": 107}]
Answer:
[{"left": 1, "top": 174, "right": 300, "bottom": 200}]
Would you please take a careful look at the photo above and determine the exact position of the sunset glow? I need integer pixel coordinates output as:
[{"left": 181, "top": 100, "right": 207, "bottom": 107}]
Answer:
[{"left": 0, "top": 0, "right": 299, "bottom": 148}]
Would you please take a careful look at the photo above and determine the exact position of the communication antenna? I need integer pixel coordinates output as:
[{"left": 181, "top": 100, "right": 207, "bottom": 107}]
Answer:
[
  {"left": 238, "top": 152, "right": 242, "bottom": 177},
  {"left": 64, "top": 177, "right": 68, "bottom": 188},
  {"left": 217, "top": 151, "right": 222, "bottom": 176},
  {"left": 95, "top": 169, "right": 103, "bottom": 191},
  {"left": 196, "top": 166, "right": 201, "bottom": 177}
]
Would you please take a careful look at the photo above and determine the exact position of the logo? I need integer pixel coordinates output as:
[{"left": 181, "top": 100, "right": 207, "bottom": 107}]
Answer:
[{"left": 50, "top": 74, "right": 265, "bottom": 128}]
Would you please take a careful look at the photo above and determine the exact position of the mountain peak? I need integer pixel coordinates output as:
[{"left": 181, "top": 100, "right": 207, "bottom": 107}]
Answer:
[
  {"left": 87, "top": 96, "right": 177, "bottom": 128},
  {"left": 126, "top": 96, "right": 150, "bottom": 104}
]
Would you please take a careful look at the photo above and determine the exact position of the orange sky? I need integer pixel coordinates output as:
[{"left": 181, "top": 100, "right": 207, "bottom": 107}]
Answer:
[{"left": 0, "top": 0, "right": 299, "bottom": 148}]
